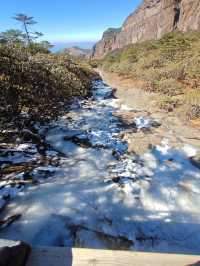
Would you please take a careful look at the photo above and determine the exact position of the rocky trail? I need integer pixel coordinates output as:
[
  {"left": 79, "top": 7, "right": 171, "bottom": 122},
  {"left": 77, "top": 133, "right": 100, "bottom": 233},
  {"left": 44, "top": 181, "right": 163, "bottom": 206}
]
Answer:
[{"left": 0, "top": 77, "right": 200, "bottom": 254}]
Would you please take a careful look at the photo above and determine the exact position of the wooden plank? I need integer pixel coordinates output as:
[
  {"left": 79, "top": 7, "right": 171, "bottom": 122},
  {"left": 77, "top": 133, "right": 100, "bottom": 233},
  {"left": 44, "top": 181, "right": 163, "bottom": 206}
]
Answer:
[{"left": 26, "top": 247, "right": 200, "bottom": 266}]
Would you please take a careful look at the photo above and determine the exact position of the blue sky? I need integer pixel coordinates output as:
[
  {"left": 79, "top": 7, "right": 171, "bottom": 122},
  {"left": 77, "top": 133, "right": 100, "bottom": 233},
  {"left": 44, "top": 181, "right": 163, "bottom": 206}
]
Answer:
[{"left": 1, "top": 0, "right": 141, "bottom": 45}]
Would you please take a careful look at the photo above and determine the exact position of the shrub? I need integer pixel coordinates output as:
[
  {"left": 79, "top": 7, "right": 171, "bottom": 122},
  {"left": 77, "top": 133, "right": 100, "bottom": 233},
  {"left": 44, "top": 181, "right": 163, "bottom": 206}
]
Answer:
[
  {"left": 0, "top": 44, "right": 93, "bottom": 126},
  {"left": 101, "top": 31, "right": 200, "bottom": 118},
  {"left": 154, "top": 78, "right": 183, "bottom": 96},
  {"left": 186, "top": 104, "right": 200, "bottom": 120},
  {"left": 159, "top": 96, "right": 180, "bottom": 112}
]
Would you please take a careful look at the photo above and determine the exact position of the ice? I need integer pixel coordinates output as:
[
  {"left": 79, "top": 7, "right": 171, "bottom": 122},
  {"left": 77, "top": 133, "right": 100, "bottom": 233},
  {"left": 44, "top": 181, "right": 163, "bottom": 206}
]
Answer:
[
  {"left": 0, "top": 185, "right": 24, "bottom": 199},
  {"left": 15, "top": 144, "right": 37, "bottom": 153},
  {"left": 182, "top": 144, "right": 197, "bottom": 157},
  {"left": 92, "top": 81, "right": 114, "bottom": 100},
  {"left": 0, "top": 152, "right": 38, "bottom": 165},
  {"left": 0, "top": 79, "right": 200, "bottom": 253},
  {"left": 156, "top": 138, "right": 170, "bottom": 155},
  {"left": 34, "top": 166, "right": 58, "bottom": 173},
  {"left": 120, "top": 104, "right": 134, "bottom": 111},
  {"left": 0, "top": 199, "right": 6, "bottom": 210},
  {"left": 134, "top": 117, "right": 151, "bottom": 129}
]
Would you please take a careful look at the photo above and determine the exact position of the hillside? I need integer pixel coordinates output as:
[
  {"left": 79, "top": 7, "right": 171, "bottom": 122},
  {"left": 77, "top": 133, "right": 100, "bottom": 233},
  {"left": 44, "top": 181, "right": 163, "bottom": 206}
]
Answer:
[
  {"left": 100, "top": 31, "right": 200, "bottom": 120},
  {"left": 92, "top": 0, "right": 200, "bottom": 59},
  {"left": 63, "top": 46, "right": 91, "bottom": 58},
  {"left": 0, "top": 44, "right": 96, "bottom": 130}
]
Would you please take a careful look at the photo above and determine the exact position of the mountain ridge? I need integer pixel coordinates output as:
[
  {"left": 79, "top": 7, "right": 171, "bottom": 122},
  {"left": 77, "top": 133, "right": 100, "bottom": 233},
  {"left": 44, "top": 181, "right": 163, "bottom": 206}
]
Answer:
[
  {"left": 92, "top": 0, "right": 200, "bottom": 59},
  {"left": 63, "top": 46, "right": 91, "bottom": 58}
]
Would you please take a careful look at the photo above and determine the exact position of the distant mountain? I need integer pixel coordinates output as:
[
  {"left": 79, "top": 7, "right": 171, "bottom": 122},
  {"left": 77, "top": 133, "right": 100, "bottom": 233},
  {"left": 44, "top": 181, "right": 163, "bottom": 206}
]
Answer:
[
  {"left": 63, "top": 46, "right": 92, "bottom": 58},
  {"left": 92, "top": 0, "right": 200, "bottom": 59},
  {"left": 51, "top": 41, "right": 95, "bottom": 53}
]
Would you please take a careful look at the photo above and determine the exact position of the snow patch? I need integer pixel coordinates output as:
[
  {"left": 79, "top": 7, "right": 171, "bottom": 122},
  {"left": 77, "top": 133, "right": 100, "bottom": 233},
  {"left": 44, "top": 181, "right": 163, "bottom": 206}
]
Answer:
[{"left": 1, "top": 80, "right": 200, "bottom": 253}]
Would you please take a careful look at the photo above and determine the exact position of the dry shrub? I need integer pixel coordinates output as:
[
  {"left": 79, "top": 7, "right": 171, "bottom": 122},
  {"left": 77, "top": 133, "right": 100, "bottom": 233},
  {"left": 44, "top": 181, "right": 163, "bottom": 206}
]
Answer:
[
  {"left": 159, "top": 96, "right": 180, "bottom": 112},
  {"left": 186, "top": 104, "right": 200, "bottom": 120},
  {"left": 154, "top": 78, "right": 183, "bottom": 96},
  {"left": 101, "top": 31, "right": 200, "bottom": 118},
  {"left": 0, "top": 44, "right": 94, "bottom": 125}
]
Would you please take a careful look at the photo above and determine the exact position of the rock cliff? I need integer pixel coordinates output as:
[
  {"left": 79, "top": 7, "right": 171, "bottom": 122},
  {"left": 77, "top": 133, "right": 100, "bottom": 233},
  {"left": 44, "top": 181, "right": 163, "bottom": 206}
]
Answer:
[{"left": 92, "top": 0, "right": 200, "bottom": 59}]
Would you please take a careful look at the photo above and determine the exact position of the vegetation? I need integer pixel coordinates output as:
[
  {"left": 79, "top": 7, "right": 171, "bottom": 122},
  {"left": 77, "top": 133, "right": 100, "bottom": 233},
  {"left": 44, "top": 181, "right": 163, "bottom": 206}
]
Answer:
[
  {"left": 0, "top": 29, "right": 25, "bottom": 45},
  {"left": 0, "top": 14, "right": 96, "bottom": 130},
  {"left": 0, "top": 14, "right": 53, "bottom": 54},
  {"left": 13, "top": 13, "right": 43, "bottom": 44},
  {"left": 101, "top": 31, "right": 200, "bottom": 119}
]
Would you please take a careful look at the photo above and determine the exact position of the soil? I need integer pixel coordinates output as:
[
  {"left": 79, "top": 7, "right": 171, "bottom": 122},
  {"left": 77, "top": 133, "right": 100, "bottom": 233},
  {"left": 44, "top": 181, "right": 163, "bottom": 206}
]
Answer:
[{"left": 100, "top": 70, "right": 200, "bottom": 154}]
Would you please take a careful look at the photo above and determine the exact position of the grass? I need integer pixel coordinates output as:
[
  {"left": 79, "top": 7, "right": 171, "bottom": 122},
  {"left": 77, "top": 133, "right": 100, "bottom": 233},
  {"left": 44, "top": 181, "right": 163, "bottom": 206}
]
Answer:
[{"left": 99, "top": 31, "right": 200, "bottom": 120}]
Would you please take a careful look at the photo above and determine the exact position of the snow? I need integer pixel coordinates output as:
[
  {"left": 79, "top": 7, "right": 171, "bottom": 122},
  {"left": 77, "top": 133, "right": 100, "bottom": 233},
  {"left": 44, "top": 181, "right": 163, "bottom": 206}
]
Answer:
[
  {"left": 134, "top": 116, "right": 154, "bottom": 130},
  {"left": 15, "top": 144, "right": 37, "bottom": 153},
  {"left": 33, "top": 166, "right": 58, "bottom": 173},
  {"left": 0, "top": 80, "right": 200, "bottom": 253},
  {"left": 0, "top": 185, "right": 24, "bottom": 199},
  {"left": 182, "top": 144, "right": 197, "bottom": 157},
  {"left": 0, "top": 199, "right": 6, "bottom": 210},
  {"left": 0, "top": 143, "right": 38, "bottom": 165},
  {"left": 120, "top": 104, "right": 134, "bottom": 111}
]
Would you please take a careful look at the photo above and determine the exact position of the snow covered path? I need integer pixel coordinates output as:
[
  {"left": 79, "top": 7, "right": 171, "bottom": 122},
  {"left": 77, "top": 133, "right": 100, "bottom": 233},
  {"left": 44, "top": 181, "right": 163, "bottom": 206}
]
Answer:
[{"left": 0, "top": 80, "right": 200, "bottom": 254}]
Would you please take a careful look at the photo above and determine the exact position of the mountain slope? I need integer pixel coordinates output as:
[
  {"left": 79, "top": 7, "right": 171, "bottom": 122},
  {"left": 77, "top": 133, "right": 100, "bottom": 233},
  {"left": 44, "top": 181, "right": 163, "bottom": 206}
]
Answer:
[
  {"left": 101, "top": 31, "right": 200, "bottom": 120},
  {"left": 64, "top": 46, "right": 91, "bottom": 58},
  {"left": 92, "top": 0, "right": 200, "bottom": 59}
]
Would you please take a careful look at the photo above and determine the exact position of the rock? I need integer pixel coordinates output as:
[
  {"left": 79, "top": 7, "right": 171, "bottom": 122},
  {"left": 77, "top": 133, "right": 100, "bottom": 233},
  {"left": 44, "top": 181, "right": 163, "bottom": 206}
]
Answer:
[
  {"left": 0, "top": 214, "right": 22, "bottom": 229},
  {"left": 0, "top": 241, "right": 31, "bottom": 266},
  {"left": 2, "top": 164, "right": 34, "bottom": 175},
  {"left": 190, "top": 154, "right": 200, "bottom": 169},
  {"left": 92, "top": 28, "right": 121, "bottom": 59},
  {"left": 21, "top": 129, "right": 43, "bottom": 145},
  {"left": 64, "top": 135, "right": 92, "bottom": 148},
  {"left": 92, "top": 0, "right": 200, "bottom": 59}
]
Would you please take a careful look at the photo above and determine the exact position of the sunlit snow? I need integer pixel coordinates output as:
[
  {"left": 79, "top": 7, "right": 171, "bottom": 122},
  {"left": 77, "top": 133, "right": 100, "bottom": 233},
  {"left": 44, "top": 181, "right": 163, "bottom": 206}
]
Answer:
[{"left": 0, "top": 80, "right": 200, "bottom": 254}]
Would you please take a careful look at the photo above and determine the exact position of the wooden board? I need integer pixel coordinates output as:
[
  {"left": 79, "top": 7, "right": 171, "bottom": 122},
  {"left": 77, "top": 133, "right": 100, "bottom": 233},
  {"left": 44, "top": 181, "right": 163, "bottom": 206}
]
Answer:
[{"left": 26, "top": 247, "right": 200, "bottom": 266}]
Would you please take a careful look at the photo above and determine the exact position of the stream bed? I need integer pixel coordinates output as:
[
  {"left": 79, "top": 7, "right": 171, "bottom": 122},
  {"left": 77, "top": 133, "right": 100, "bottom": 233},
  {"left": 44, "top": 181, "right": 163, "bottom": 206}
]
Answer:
[{"left": 0, "top": 79, "right": 200, "bottom": 254}]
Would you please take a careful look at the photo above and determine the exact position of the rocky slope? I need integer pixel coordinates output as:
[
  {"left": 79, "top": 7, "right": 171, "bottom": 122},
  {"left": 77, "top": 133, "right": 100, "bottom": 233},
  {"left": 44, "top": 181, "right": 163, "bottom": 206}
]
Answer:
[
  {"left": 91, "top": 28, "right": 121, "bottom": 59},
  {"left": 92, "top": 0, "right": 200, "bottom": 59}
]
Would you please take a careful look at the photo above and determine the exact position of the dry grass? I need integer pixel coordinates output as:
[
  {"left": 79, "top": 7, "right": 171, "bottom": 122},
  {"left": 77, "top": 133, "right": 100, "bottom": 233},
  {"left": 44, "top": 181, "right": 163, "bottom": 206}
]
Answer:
[{"left": 101, "top": 31, "right": 200, "bottom": 120}]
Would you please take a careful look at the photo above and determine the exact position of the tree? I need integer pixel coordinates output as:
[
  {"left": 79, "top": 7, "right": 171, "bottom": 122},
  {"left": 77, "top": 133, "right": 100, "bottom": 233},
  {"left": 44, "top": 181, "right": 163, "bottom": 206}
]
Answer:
[
  {"left": 13, "top": 13, "right": 43, "bottom": 44},
  {"left": 27, "top": 41, "right": 54, "bottom": 54},
  {"left": 39, "top": 41, "right": 54, "bottom": 50},
  {"left": 0, "top": 29, "right": 25, "bottom": 44}
]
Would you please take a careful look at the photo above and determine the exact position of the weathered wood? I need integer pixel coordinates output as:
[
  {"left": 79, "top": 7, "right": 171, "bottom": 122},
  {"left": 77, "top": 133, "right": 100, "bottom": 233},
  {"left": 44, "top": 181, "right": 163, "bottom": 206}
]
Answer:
[{"left": 26, "top": 247, "right": 200, "bottom": 266}]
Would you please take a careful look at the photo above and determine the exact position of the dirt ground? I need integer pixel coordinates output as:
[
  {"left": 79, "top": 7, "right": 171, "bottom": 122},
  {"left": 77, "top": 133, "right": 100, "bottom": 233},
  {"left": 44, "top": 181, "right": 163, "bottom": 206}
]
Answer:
[{"left": 100, "top": 70, "right": 200, "bottom": 155}]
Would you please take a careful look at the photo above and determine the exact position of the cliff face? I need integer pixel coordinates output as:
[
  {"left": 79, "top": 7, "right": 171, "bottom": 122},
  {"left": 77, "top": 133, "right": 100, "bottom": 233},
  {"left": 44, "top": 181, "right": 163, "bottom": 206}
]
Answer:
[
  {"left": 92, "top": 28, "right": 121, "bottom": 59},
  {"left": 92, "top": 0, "right": 200, "bottom": 59}
]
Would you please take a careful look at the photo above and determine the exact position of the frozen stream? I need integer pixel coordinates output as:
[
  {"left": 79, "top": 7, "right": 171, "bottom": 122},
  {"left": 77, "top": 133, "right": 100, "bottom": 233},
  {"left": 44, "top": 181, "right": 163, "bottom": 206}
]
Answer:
[{"left": 0, "top": 80, "right": 200, "bottom": 254}]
